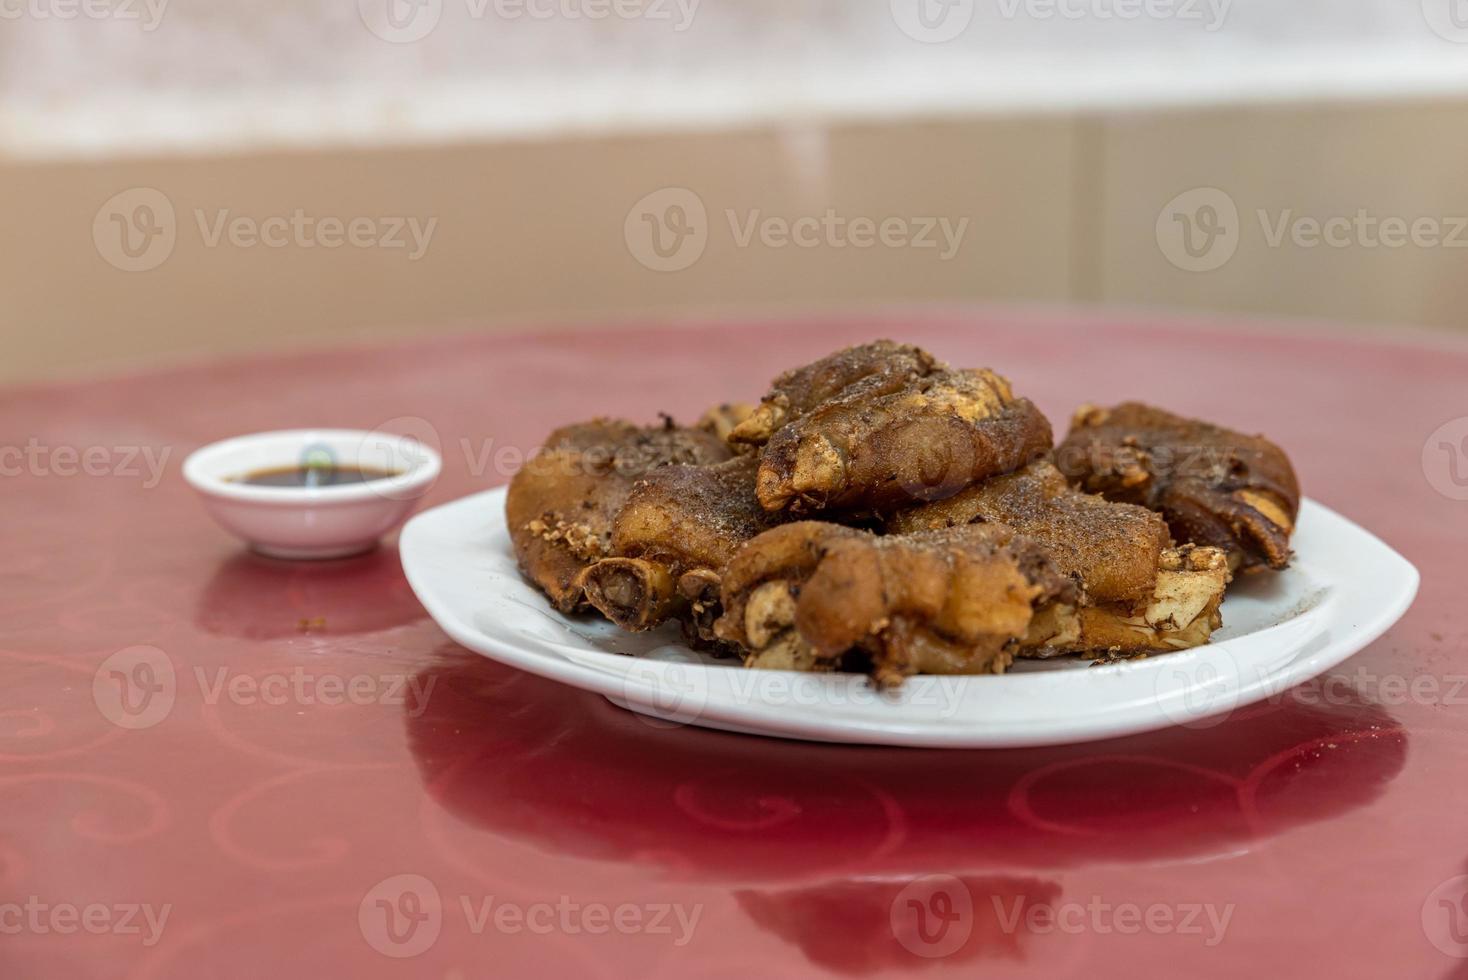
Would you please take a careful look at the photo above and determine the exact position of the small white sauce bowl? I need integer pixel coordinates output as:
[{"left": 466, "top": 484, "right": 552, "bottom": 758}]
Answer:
[{"left": 183, "top": 429, "right": 442, "bottom": 560}]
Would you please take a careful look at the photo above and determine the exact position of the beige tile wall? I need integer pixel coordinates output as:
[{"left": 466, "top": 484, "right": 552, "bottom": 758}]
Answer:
[
  {"left": 3, "top": 100, "right": 1464, "bottom": 383},
  {"left": 1099, "top": 102, "right": 1468, "bottom": 328}
]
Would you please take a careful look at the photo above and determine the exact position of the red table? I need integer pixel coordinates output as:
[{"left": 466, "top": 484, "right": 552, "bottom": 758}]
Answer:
[{"left": 4, "top": 312, "right": 1466, "bottom": 979}]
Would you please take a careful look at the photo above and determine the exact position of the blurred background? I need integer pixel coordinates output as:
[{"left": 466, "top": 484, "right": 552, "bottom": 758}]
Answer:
[{"left": 5, "top": 0, "right": 1468, "bottom": 383}]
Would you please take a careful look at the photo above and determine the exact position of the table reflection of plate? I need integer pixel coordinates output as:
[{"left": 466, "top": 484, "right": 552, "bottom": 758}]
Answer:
[{"left": 401, "top": 487, "right": 1417, "bottom": 748}]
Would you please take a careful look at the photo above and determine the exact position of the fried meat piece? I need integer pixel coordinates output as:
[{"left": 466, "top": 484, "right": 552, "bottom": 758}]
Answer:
[
  {"left": 714, "top": 522, "right": 1078, "bottom": 687},
  {"left": 505, "top": 418, "right": 730, "bottom": 613},
  {"left": 755, "top": 367, "right": 1053, "bottom": 515},
  {"left": 696, "top": 402, "right": 757, "bottom": 444},
  {"left": 1070, "top": 545, "right": 1230, "bottom": 655},
  {"left": 1056, "top": 403, "right": 1300, "bottom": 572},
  {"left": 728, "top": 340, "right": 940, "bottom": 449},
  {"left": 890, "top": 459, "right": 1230, "bottom": 656},
  {"left": 577, "top": 454, "right": 778, "bottom": 641},
  {"left": 889, "top": 460, "right": 1169, "bottom": 605}
]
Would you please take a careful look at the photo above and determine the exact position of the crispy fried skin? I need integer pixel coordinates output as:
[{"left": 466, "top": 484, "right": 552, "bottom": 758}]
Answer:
[
  {"left": 577, "top": 454, "right": 778, "bottom": 641},
  {"left": 505, "top": 418, "right": 730, "bottom": 613},
  {"left": 728, "top": 340, "right": 940, "bottom": 449},
  {"left": 889, "top": 459, "right": 1169, "bottom": 605},
  {"left": 697, "top": 402, "right": 757, "bottom": 444},
  {"left": 755, "top": 367, "right": 1053, "bottom": 515},
  {"left": 1056, "top": 403, "right": 1300, "bottom": 572},
  {"left": 715, "top": 522, "right": 1078, "bottom": 686},
  {"left": 1071, "top": 544, "right": 1229, "bottom": 656},
  {"left": 508, "top": 353, "right": 1276, "bottom": 685},
  {"left": 890, "top": 459, "right": 1229, "bottom": 656}
]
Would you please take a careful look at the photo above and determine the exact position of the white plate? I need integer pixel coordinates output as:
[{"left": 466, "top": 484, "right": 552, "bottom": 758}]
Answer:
[{"left": 400, "top": 487, "right": 1418, "bottom": 748}]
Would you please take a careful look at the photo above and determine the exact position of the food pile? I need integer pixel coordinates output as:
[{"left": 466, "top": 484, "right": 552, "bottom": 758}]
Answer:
[{"left": 506, "top": 341, "right": 1299, "bottom": 686}]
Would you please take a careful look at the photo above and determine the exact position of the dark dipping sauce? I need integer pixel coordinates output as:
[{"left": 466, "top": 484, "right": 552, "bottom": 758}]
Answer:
[{"left": 232, "top": 465, "right": 403, "bottom": 488}]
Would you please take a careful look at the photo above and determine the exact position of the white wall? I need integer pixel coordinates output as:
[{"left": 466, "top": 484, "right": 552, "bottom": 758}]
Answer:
[{"left": 6, "top": 0, "right": 1468, "bottom": 158}]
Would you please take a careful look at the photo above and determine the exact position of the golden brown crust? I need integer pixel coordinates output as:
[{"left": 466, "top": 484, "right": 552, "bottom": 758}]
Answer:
[
  {"left": 890, "top": 460, "right": 1231, "bottom": 657},
  {"left": 755, "top": 367, "right": 1054, "bottom": 515},
  {"left": 728, "top": 340, "right": 941, "bottom": 450},
  {"left": 505, "top": 418, "right": 730, "bottom": 613},
  {"left": 505, "top": 355, "right": 1276, "bottom": 684},
  {"left": 1055, "top": 402, "right": 1300, "bottom": 571},
  {"left": 1068, "top": 544, "right": 1230, "bottom": 657},
  {"left": 611, "top": 454, "right": 772, "bottom": 571},
  {"left": 715, "top": 522, "right": 1078, "bottom": 687},
  {"left": 577, "top": 453, "right": 779, "bottom": 639},
  {"left": 888, "top": 459, "right": 1171, "bottom": 606},
  {"left": 696, "top": 402, "right": 757, "bottom": 444}
]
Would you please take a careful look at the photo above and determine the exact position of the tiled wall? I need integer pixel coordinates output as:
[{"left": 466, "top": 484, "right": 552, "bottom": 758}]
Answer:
[
  {"left": 1098, "top": 102, "right": 1468, "bottom": 329},
  {"left": 4, "top": 100, "right": 1464, "bottom": 382}
]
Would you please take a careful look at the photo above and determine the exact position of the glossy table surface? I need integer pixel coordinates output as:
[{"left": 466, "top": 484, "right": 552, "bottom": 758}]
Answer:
[{"left": 4, "top": 312, "right": 1466, "bottom": 979}]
